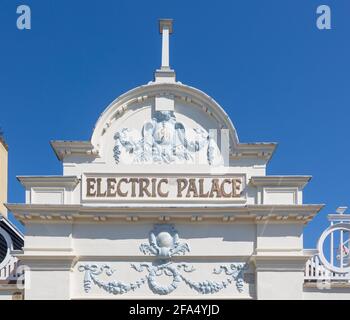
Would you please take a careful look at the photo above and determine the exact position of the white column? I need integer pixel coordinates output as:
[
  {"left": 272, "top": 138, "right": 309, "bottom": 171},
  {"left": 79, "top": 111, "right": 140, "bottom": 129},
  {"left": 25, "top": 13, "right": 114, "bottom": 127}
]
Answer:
[
  {"left": 161, "top": 26, "right": 170, "bottom": 69},
  {"left": 159, "top": 19, "right": 173, "bottom": 70},
  {"left": 155, "top": 19, "right": 175, "bottom": 83}
]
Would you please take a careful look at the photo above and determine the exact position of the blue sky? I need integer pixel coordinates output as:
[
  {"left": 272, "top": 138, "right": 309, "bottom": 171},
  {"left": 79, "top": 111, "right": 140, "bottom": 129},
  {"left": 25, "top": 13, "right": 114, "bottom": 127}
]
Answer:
[{"left": 0, "top": 0, "right": 349, "bottom": 248}]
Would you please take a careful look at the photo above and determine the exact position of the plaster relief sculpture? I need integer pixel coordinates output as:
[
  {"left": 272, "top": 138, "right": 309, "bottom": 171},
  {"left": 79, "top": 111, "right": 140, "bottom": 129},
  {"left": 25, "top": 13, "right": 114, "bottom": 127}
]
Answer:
[
  {"left": 113, "top": 111, "right": 222, "bottom": 165},
  {"left": 78, "top": 264, "right": 146, "bottom": 295},
  {"left": 139, "top": 224, "right": 189, "bottom": 258},
  {"left": 79, "top": 224, "right": 248, "bottom": 296}
]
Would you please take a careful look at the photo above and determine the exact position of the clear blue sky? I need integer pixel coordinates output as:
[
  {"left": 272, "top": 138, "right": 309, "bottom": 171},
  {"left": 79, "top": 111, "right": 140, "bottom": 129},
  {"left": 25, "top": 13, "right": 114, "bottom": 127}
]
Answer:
[{"left": 0, "top": 0, "right": 349, "bottom": 248}]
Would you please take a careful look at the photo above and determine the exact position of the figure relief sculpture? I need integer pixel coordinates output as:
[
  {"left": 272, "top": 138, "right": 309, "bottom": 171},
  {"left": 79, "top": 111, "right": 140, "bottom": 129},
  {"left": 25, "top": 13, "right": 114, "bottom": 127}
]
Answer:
[{"left": 113, "top": 111, "right": 223, "bottom": 165}]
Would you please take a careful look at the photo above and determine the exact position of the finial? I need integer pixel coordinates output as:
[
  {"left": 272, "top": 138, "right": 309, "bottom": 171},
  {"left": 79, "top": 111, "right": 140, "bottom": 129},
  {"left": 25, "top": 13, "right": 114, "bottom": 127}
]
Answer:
[
  {"left": 336, "top": 207, "right": 348, "bottom": 214},
  {"left": 159, "top": 19, "right": 173, "bottom": 70},
  {"left": 155, "top": 19, "right": 176, "bottom": 83},
  {"left": 159, "top": 19, "right": 173, "bottom": 34}
]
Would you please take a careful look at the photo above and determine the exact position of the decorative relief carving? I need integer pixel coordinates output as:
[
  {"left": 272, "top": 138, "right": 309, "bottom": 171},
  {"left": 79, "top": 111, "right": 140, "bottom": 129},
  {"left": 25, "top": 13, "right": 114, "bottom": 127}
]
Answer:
[
  {"left": 213, "top": 264, "right": 248, "bottom": 292},
  {"left": 139, "top": 224, "right": 189, "bottom": 258},
  {"left": 78, "top": 264, "right": 145, "bottom": 295},
  {"left": 113, "top": 111, "right": 222, "bottom": 165},
  {"left": 79, "top": 224, "right": 248, "bottom": 296}
]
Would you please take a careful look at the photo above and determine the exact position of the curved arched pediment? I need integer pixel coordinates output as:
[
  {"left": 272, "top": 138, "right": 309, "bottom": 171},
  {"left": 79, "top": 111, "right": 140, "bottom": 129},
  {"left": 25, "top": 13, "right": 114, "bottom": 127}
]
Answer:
[{"left": 91, "top": 82, "right": 239, "bottom": 167}]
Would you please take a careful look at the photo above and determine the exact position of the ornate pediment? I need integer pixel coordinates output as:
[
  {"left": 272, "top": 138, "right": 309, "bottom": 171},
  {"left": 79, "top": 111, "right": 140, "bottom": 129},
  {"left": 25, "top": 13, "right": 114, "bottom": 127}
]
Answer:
[{"left": 113, "top": 111, "right": 223, "bottom": 166}]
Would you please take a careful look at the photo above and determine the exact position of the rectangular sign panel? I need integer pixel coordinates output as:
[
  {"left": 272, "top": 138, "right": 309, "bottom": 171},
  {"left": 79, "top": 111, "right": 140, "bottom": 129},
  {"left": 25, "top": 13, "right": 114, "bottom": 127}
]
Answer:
[{"left": 81, "top": 174, "right": 246, "bottom": 203}]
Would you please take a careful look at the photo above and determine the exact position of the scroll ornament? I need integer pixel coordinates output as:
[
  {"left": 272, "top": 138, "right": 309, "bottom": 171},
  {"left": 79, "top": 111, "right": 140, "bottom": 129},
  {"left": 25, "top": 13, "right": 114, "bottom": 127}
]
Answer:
[{"left": 79, "top": 224, "right": 248, "bottom": 295}]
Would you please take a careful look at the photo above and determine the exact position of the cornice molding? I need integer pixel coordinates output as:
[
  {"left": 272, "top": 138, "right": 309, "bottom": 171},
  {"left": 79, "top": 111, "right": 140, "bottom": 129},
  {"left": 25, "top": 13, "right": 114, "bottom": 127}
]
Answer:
[
  {"left": 17, "top": 175, "right": 80, "bottom": 188},
  {"left": 230, "top": 143, "right": 277, "bottom": 162},
  {"left": 49, "top": 140, "right": 277, "bottom": 163},
  {"left": 304, "top": 282, "right": 350, "bottom": 289},
  {"left": 250, "top": 176, "right": 312, "bottom": 188},
  {"left": 14, "top": 254, "right": 75, "bottom": 261},
  {"left": 50, "top": 140, "right": 99, "bottom": 161},
  {"left": 251, "top": 254, "right": 310, "bottom": 272},
  {"left": 6, "top": 203, "right": 324, "bottom": 224}
]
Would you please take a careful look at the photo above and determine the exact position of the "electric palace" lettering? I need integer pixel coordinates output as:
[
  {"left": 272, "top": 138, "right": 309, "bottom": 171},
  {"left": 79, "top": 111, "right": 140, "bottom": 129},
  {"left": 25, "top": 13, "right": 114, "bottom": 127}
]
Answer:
[{"left": 84, "top": 176, "right": 243, "bottom": 199}]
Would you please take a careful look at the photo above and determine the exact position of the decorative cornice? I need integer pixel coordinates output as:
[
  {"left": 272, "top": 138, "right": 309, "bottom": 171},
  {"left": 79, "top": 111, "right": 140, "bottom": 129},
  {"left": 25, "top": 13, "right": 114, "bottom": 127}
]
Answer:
[
  {"left": 0, "top": 283, "right": 23, "bottom": 290},
  {"left": 250, "top": 176, "right": 312, "bottom": 189},
  {"left": 304, "top": 282, "right": 350, "bottom": 288},
  {"left": 6, "top": 203, "right": 324, "bottom": 224},
  {"left": 251, "top": 255, "right": 310, "bottom": 261},
  {"left": 14, "top": 254, "right": 75, "bottom": 261},
  {"left": 230, "top": 143, "right": 277, "bottom": 162},
  {"left": 17, "top": 175, "right": 80, "bottom": 188},
  {"left": 251, "top": 254, "right": 310, "bottom": 272},
  {"left": 50, "top": 141, "right": 99, "bottom": 161},
  {"left": 13, "top": 253, "right": 77, "bottom": 271},
  {"left": 327, "top": 214, "right": 350, "bottom": 222}
]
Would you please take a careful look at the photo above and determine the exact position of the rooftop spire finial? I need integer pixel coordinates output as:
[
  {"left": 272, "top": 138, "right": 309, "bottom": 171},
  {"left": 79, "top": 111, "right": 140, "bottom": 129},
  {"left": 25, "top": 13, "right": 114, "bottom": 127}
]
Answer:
[
  {"left": 159, "top": 19, "right": 173, "bottom": 70},
  {"left": 155, "top": 19, "right": 176, "bottom": 83}
]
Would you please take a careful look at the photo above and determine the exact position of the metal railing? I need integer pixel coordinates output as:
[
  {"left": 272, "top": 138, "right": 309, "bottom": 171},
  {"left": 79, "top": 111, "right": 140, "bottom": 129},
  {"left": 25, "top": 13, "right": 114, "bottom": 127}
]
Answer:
[
  {"left": 0, "top": 257, "right": 22, "bottom": 281},
  {"left": 305, "top": 254, "right": 350, "bottom": 282}
]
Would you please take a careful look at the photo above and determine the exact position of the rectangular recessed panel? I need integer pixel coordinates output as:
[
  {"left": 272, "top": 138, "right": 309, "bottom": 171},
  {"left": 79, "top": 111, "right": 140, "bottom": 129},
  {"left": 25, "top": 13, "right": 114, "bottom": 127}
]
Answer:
[
  {"left": 31, "top": 188, "right": 64, "bottom": 204},
  {"left": 263, "top": 188, "right": 297, "bottom": 205}
]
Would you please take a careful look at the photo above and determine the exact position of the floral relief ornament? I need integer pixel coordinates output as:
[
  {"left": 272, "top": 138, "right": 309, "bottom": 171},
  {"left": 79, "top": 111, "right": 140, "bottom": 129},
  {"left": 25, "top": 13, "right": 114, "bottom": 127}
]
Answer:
[{"left": 79, "top": 224, "right": 248, "bottom": 295}]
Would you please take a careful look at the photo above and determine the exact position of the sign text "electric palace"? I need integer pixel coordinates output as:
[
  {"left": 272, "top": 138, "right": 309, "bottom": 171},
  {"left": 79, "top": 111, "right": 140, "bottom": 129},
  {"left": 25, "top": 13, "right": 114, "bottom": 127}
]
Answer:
[{"left": 84, "top": 176, "right": 243, "bottom": 199}]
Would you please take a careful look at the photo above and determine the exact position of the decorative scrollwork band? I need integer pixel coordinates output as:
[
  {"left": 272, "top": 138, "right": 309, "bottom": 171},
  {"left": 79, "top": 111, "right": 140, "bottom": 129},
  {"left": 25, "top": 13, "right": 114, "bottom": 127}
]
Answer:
[{"left": 79, "top": 224, "right": 248, "bottom": 295}]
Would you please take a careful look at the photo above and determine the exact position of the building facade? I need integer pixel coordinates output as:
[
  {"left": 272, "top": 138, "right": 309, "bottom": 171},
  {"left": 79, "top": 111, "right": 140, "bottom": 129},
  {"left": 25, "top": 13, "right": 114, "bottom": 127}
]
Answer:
[
  {"left": 0, "top": 135, "right": 24, "bottom": 299},
  {"left": 2, "top": 20, "right": 350, "bottom": 300}
]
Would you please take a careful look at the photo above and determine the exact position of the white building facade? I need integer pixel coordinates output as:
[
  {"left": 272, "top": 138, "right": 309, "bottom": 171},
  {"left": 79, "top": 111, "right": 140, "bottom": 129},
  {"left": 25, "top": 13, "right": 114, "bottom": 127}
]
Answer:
[{"left": 5, "top": 20, "right": 350, "bottom": 300}]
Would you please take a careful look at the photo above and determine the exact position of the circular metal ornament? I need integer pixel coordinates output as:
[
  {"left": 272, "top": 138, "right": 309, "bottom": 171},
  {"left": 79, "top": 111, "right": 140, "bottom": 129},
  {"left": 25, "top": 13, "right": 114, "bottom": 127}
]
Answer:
[{"left": 317, "top": 223, "right": 350, "bottom": 274}]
